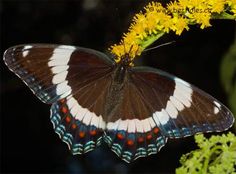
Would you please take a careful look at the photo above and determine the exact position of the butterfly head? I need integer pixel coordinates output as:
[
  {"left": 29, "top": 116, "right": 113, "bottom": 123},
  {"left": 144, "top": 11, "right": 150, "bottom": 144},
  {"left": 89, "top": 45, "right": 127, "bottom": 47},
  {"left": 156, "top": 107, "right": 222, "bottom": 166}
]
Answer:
[
  {"left": 119, "top": 53, "right": 134, "bottom": 67},
  {"left": 113, "top": 43, "right": 140, "bottom": 67}
]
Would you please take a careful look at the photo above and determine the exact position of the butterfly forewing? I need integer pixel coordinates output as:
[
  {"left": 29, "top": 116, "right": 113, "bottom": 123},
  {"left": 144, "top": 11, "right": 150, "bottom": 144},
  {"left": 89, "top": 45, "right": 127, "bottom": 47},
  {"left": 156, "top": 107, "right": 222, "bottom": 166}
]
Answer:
[
  {"left": 130, "top": 66, "right": 234, "bottom": 137},
  {"left": 4, "top": 44, "right": 114, "bottom": 103}
]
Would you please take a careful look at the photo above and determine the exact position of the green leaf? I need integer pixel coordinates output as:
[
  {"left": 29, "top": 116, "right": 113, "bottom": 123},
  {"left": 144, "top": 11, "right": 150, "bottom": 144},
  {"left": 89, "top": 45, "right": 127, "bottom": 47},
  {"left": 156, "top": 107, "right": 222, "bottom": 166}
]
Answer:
[
  {"left": 220, "top": 41, "right": 236, "bottom": 122},
  {"left": 176, "top": 133, "right": 236, "bottom": 174}
]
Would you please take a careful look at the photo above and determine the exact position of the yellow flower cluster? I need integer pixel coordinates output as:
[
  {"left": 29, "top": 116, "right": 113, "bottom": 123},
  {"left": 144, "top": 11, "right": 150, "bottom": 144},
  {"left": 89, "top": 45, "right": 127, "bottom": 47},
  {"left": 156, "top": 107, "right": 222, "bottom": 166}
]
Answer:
[
  {"left": 110, "top": 0, "right": 236, "bottom": 63},
  {"left": 227, "top": 0, "right": 236, "bottom": 15}
]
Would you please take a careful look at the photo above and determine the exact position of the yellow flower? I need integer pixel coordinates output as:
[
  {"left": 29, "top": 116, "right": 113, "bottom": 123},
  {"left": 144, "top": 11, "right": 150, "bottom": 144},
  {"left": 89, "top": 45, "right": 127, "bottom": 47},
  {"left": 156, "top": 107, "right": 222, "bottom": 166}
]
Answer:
[
  {"left": 231, "top": 6, "right": 236, "bottom": 16},
  {"left": 167, "top": 1, "right": 183, "bottom": 14},
  {"left": 109, "top": 0, "right": 235, "bottom": 63},
  {"left": 172, "top": 16, "right": 189, "bottom": 35},
  {"left": 190, "top": 12, "right": 212, "bottom": 29},
  {"left": 178, "top": 0, "right": 191, "bottom": 8},
  {"left": 155, "top": 12, "right": 173, "bottom": 32},
  {"left": 188, "top": 0, "right": 206, "bottom": 7},
  {"left": 145, "top": 11, "right": 159, "bottom": 34},
  {"left": 145, "top": 2, "right": 165, "bottom": 13},
  {"left": 208, "top": 0, "right": 225, "bottom": 13},
  {"left": 227, "top": 0, "right": 236, "bottom": 16},
  {"left": 227, "top": 0, "right": 236, "bottom": 6},
  {"left": 131, "top": 13, "right": 150, "bottom": 40},
  {"left": 123, "top": 32, "right": 137, "bottom": 45}
]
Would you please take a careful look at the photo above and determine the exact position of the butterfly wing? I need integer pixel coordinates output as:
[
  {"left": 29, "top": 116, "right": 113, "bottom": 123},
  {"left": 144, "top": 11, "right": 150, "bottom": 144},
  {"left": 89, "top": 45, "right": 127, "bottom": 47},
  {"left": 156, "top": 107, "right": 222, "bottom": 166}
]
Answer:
[
  {"left": 131, "top": 67, "right": 234, "bottom": 137},
  {"left": 4, "top": 44, "right": 115, "bottom": 153},
  {"left": 104, "top": 66, "right": 234, "bottom": 162},
  {"left": 4, "top": 44, "right": 114, "bottom": 103}
]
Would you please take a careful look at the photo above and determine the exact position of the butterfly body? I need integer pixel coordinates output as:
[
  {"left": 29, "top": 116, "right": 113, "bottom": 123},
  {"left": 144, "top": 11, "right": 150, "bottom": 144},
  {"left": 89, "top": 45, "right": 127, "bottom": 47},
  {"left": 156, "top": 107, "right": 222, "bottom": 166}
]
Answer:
[
  {"left": 104, "top": 64, "right": 128, "bottom": 119},
  {"left": 3, "top": 44, "right": 234, "bottom": 163}
]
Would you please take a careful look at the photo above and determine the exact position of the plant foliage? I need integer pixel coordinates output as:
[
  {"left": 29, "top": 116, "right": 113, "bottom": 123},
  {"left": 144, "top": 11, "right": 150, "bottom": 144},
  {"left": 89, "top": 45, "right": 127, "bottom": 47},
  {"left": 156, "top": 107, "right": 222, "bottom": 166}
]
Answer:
[{"left": 176, "top": 132, "right": 236, "bottom": 174}]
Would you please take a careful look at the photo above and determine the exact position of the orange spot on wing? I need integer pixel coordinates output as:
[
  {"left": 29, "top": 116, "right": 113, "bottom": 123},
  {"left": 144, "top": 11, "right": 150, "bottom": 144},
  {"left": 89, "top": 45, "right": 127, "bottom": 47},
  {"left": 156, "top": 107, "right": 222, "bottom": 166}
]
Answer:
[
  {"left": 138, "top": 137, "right": 144, "bottom": 143},
  {"left": 127, "top": 139, "right": 134, "bottom": 146},
  {"left": 117, "top": 133, "right": 124, "bottom": 139},
  {"left": 153, "top": 127, "right": 159, "bottom": 134},
  {"left": 65, "top": 116, "right": 71, "bottom": 123},
  {"left": 146, "top": 134, "right": 152, "bottom": 140},
  {"left": 61, "top": 106, "right": 68, "bottom": 113},
  {"left": 71, "top": 123, "right": 77, "bottom": 129},
  {"left": 90, "top": 130, "right": 97, "bottom": 136},
  {"left": 79, "top": 131, "right": 85, "bottom": 138},
  {"left": 60, "top": 99, "right": 65, "bottom": 103}
]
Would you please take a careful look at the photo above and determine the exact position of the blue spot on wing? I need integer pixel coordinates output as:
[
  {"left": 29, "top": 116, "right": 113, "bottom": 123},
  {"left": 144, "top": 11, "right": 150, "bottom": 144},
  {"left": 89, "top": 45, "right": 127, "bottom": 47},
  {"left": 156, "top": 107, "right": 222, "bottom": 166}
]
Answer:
[
  {"left": 50, "top": 100, "right": 103, "bottom": 154},
  {"left": 104, "top": 128, "right": 167, "bottom": 163}
]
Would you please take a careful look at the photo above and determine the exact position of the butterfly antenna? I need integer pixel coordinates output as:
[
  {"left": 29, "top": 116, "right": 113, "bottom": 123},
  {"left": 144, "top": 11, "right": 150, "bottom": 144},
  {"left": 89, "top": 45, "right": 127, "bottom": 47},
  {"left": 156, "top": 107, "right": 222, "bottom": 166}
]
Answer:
[
  {"left": 114, "top": 6, "right": 127, "bottom": 55},
  {"left": 128, "top": 44, "right": 134, "bottom": 55},
  {"left": 134, "top": 46, "right": 140, "bottom": 57},
  {"left": 143, "top": 41, "right": 176, "bottom": 52},
  {"left": 116, "top": 7, "right": 122, "bottom": 31},
  {"left": 123, "top": 41, "right": 127, "bottom": 54}
]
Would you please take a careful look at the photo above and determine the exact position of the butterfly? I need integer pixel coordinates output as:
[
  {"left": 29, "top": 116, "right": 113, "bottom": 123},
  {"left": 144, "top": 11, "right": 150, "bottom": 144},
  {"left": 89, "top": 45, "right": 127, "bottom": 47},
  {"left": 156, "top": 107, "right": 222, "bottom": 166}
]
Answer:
[{"left": 3, "top": 44, "right": 234, "bottom": 163}]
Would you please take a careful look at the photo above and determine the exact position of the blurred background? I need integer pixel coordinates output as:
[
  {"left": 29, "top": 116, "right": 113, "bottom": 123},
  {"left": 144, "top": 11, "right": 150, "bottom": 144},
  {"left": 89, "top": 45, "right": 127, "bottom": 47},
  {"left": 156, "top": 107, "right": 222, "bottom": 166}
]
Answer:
[{"left": 1, "top": 0, "right": 236, "bottom": 173}]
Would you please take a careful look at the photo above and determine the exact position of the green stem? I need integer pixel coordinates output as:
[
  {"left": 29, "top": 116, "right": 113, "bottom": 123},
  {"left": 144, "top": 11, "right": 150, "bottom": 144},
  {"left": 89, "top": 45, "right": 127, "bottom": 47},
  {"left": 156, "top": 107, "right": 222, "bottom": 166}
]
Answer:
[
  {"left": 229, "top": 140, "right": 236, "bottom": 152},
  {"left": 202, "top": 146, "right": 223, "bottom": 174},
  {"left": 212, "top": 12, "right": 235, "bottom": 20},
  {"left": 139, "top": 32, "right": 165, "bottom": 51}
]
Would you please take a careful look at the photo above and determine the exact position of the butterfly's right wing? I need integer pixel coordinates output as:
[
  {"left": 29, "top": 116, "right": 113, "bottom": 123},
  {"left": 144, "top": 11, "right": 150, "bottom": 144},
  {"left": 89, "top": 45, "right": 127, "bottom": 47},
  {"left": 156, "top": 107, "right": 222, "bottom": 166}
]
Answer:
[
  {"left": 104, "top": 66, "right": 234, "bottom": 163},
  {"left": 129, "top": 66, "right": 234, "bottom": 138}
]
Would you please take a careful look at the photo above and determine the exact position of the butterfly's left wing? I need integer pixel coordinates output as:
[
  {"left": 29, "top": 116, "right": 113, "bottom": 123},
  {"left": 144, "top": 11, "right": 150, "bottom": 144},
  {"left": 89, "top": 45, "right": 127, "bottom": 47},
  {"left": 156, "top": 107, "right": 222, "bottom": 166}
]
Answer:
[
  {"left": 4, "top": 44, "right": 115, "bottom": 154},
  {"left": 104, "top": 66, "right": 234, "bottom": 163},
  {"left": 4, "top": 44, "right": 114, "bottom": 103}
]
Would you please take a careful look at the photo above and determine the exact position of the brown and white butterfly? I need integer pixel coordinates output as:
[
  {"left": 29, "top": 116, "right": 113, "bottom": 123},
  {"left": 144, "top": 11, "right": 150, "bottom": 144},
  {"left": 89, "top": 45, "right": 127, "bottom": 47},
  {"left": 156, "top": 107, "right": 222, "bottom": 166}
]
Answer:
[{"left": 3, "top": 44, "right": 234, "bottom": 163}]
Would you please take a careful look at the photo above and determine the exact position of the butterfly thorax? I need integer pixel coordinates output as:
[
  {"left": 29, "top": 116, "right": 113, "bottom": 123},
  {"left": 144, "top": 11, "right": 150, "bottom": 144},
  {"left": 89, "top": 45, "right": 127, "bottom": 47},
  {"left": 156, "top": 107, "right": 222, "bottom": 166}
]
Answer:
[{"left": 113, "top": 63, "right": 127, "bottom": 83}]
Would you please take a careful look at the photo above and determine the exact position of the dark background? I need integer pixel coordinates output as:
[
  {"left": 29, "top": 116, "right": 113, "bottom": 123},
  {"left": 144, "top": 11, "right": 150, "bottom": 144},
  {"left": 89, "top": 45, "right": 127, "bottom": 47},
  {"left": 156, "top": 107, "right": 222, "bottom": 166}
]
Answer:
[{"left": 1, "top": 0, "right": 235, "bottom": 173}]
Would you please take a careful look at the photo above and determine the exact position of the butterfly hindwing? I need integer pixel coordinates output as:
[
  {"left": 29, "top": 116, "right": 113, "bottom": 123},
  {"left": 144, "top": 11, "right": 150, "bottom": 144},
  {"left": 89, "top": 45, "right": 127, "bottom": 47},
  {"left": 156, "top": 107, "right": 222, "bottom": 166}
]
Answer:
[
  {"left": 104, "top": 121, "right": 167, "bottom": 163},
  {"left": 104, "top": 69, "right": 168, "bottom": 162},
  {"left": 50, "top": 64, "right": 114, "bottom": 153},
  {"left": 51, "top": 97, "right": 105, "bottom": 154}
]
